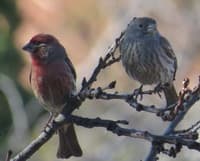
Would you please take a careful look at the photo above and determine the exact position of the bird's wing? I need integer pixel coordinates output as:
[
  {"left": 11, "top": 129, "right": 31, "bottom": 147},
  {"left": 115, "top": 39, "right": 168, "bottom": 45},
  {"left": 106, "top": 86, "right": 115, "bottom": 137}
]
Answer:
[
  {"left": 160, "top": 36, "right": 177, "bottom": 80},
  {"left": 65, "top": 56, "right": 77, "bottom": 81}
]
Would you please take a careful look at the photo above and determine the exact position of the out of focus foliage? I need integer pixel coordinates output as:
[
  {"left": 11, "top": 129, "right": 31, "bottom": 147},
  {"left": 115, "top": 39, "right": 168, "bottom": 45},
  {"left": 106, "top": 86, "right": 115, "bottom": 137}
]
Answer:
[
  {"left": 0, "top": 0, "right": 30, "bottom": 153},
  {"left": 0, "top": 0, "right": 22, "bottom": 77}
]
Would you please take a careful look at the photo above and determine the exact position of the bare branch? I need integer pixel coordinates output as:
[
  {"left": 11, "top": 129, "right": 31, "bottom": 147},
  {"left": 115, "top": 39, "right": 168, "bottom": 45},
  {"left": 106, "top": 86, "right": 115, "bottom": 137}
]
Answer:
[
  {"left": 145, "top": 77, "right": 200, "bottom": 161},
  {"left": 10, "top": 114, "right": 200, "bottom": 161},
  {"left": 174, "top": 120, "right": 200, "bottom": 135},
  {"left": 79, "top": 31, "right": 124, "bottom": 93}
]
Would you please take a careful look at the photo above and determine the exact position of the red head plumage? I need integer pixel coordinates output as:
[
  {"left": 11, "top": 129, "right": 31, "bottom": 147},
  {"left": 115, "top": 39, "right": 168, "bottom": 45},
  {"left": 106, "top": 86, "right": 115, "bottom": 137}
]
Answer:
[
  {"left": 29, "top": 34, "right": 58, "bottom": 45},
  {"left": 23, "top": 33, "right": 67, "bottom": 65}
]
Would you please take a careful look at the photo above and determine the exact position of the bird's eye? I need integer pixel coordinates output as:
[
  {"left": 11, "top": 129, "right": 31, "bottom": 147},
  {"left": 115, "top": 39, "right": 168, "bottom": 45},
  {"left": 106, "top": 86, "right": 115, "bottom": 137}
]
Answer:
[{"left": 139, "top": 24, "right": 143, "bottom": 28}]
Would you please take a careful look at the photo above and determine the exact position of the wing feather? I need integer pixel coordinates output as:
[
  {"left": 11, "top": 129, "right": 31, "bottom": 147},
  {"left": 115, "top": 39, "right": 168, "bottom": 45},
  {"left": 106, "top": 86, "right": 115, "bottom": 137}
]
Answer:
[
  {"left": 65, "top": 56, "right": 76, "bottom": 81},
  {"left": 160, "top": 36, "right": 177, "bottom": 80}
]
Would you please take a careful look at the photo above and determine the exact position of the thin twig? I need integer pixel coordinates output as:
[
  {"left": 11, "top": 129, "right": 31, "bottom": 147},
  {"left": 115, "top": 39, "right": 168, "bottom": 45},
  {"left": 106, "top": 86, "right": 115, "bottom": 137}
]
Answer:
[
  {"left": 174, "top": 120, "right": 200, "bottom": 134},
  {"left": 80, "top": 31, "right": 124, "bottom": 93}
]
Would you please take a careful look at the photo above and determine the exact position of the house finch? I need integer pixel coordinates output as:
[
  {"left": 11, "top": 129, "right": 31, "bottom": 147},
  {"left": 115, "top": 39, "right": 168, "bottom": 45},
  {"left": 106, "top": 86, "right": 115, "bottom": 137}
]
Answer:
[
  {"left": 23, "top": 34, "right": 82, "bottom": 158},
  {"left": 119, "top": 17, "right": 178, "bottom": 106}
]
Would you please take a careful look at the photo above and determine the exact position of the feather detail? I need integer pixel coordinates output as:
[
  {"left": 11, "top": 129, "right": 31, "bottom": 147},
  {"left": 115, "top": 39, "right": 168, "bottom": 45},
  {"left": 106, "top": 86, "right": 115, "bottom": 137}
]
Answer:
[{"left": 31, "top": 60, "right": 76, "bottom": 114}]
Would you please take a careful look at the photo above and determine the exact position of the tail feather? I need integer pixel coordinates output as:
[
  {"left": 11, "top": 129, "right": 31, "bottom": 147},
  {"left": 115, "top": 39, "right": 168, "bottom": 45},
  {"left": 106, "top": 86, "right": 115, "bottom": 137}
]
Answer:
[
  {"left": 163, "top": 83, "right": 178, "bottom": 106},
  {"left": 57, "top": 124, "right": 82, "bottom": 158}
]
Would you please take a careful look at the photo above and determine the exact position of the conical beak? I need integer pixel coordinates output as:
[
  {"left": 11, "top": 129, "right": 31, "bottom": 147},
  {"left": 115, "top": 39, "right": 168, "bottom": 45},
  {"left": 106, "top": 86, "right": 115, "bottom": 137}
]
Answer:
[{"left": 22, "top": 42, "right": 35, "bottom": 53}]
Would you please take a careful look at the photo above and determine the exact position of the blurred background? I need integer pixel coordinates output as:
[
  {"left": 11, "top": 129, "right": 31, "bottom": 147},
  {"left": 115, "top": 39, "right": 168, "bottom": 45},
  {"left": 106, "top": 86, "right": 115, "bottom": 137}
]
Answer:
[{"left": 0, "top": 0, "right": 200, "bottom": 161}]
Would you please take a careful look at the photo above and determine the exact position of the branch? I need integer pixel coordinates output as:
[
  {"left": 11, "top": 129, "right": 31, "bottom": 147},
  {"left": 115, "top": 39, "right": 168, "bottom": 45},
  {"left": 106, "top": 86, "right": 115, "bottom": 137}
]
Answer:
[
  {"left": 91, "top": 87, "right": 173, "bottom": 111},
  {"left": 79, "top": 31, "right": 124, "bottom": 93},
  {"left": 65, "top": 115, "right": 200, "bottom": 152},
  {"left": 83, "top": 76, "right": 200, "bottom": 122},
  {"left": 145, "top": 77, "right": 200, "bottom": 161},
  {"left": 10, "top": 125, "right": 57, "bottom": 161},
  {"left": 81, "top": 83, "right": 177, "bottom": 120},
  {"left": 174, "top": 120, "right": 200, "bottom": 135},
  {"left": 10, "top": 114, "right": 200, "bottom": 161}
]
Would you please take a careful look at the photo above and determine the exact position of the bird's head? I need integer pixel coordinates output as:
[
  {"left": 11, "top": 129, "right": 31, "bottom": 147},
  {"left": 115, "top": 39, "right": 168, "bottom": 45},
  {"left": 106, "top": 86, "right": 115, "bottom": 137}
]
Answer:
[
  {"left": 23, "top": 34, "right": 66, "bottom": 64},
  {"left": 127, "top": 17, "right": 158, "bottom": 37}
]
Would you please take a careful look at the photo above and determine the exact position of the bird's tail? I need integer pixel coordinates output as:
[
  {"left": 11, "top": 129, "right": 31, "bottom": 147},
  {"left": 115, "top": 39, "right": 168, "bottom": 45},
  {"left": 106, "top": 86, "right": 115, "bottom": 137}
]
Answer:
[
  {"left": 57, "top": 123, "right": 82, "bottom": 158},
  {"left": 163, "top": 83, "right": 178, "bottom": 106}
]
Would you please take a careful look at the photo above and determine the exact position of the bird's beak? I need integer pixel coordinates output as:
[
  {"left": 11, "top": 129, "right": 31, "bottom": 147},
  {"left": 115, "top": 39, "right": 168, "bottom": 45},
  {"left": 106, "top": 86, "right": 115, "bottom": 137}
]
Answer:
[
  {"left": 22, "top": 42, "right": 46, "bottom": 53},
  {"left": 22, "top": 42, "right": 35, "bottom": 53}
]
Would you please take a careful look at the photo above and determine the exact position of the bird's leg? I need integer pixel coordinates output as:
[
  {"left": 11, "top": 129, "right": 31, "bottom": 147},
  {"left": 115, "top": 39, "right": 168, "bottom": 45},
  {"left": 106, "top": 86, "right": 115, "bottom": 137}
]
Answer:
[
  {"left": 43, "top": 112, "right": 53, "bottom": 132},
  {"left": 47, "top": 112, "right": 54, "bottom": 125},
  {"left": 153, "top": 83, "right": 170, "bottom": 98},
  {"left": 133, "top": 84, "right": 144, "bottom": 100}
]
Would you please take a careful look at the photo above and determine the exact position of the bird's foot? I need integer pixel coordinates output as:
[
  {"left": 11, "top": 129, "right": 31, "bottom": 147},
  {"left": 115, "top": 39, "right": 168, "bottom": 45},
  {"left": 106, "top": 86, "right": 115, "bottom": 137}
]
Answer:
[
  {"left": 42, "top": 113, "right": 53, "bottom": 133},
  {"left": 133, "top": 84, "right": 144, "bottom": 100},
  {"left": 153, "top": 83, "right": 170, "bottom": 97}
]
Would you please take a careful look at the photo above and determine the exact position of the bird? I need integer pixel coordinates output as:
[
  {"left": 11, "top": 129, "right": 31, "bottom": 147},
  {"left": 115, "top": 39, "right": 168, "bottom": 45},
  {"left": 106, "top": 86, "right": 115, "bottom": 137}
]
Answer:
[
  {"left": 23, "top": 33, "right": 82, "bottom": 158},
  {"left": 119, "top": 17, "right": 178, "bottom": 106}
]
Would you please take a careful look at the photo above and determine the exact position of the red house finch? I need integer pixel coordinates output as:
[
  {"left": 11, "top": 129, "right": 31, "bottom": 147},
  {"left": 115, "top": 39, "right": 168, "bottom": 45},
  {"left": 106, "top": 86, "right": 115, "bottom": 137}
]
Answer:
[
  {"left": 119, "top": 17, "right": 178, "bottom": 106},
  {"left": 23, "top": 34, "right": 82, "bottom": 158}
]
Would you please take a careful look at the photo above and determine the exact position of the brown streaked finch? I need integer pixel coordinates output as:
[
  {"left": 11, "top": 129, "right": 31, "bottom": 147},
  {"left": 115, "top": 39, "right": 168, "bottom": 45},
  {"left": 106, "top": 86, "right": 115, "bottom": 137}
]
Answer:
[
  {"left": 119, "top": 17, "right": 178, "bottom": 106},
  {"left": 23, "top": 34, "right": 82, "bottom": 158}
]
